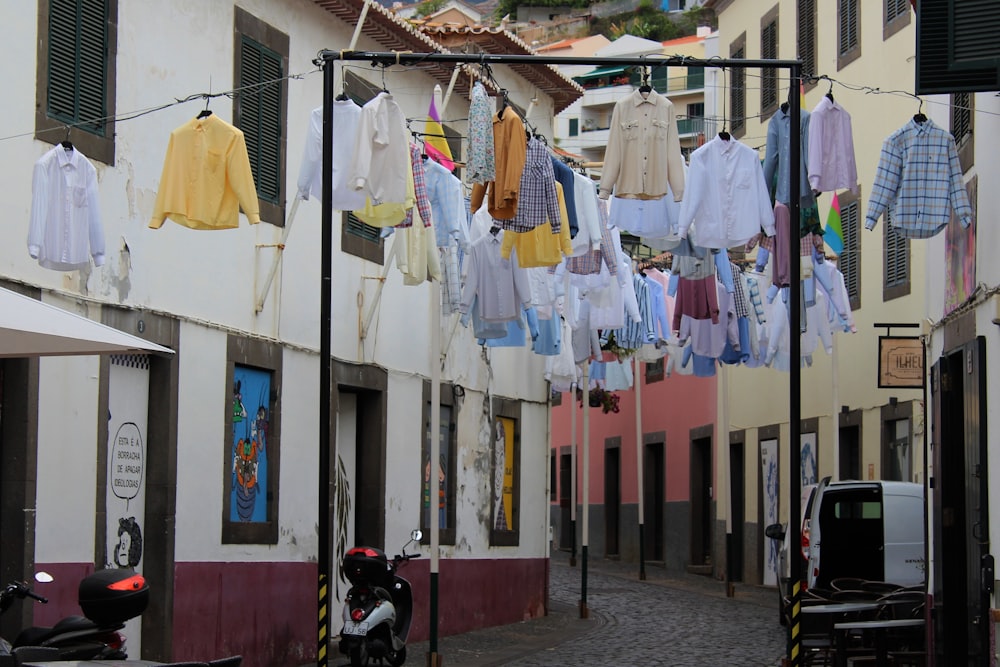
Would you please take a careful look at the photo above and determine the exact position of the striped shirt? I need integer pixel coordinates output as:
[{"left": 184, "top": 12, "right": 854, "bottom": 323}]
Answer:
[
  {"left": 865, "top": 118, "right": 973, "bottom": 239},
  {"left": 399, "top": 144, "right": 433, "bottom": 228}
]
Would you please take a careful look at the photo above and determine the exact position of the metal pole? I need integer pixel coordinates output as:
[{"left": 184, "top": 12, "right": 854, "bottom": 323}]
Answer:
[
  {"left": 787, "top": 64, "right": 803, "bottom": 667},
  {"left": 580, "top": 362, "right": 590, "bottom": 619},
  {"left": 633, "top": 356, "right": 645, "bottom": 580},
  {"left": 429, "top": 280, "right": 441, "bottom": 666},
  {"left": 570, "top": 380, "right": 577, "bottom": 567},
  {"left": 317, "top": 57, "right": 335, "bottom": 667}
]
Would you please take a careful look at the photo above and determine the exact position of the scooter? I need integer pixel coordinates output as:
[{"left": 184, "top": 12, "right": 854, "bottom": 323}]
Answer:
[
  {"left": 338, "top": 530, "right": 422, "bottom": 667},
  {"left": 0, "top": 569, "right": 148, "bottom": 663}
]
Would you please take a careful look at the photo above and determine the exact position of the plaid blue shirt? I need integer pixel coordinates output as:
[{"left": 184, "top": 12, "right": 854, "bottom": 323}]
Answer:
[
  {"left": 500, "top": 137, "right": 562, "bottom": 234},
  {"left": 865, "top": 119, "right": 973, "bottom": 239}
]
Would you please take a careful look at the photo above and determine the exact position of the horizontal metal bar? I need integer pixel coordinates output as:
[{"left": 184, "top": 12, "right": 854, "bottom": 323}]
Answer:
[
  {"left": 318, "top": 49, "right": 802, "bottom": 70},
  {"left": 873, "top": 322, "right": 921, "bottom": 328}
]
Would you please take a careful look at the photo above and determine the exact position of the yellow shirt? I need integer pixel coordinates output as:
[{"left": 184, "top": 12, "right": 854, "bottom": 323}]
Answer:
[
  {"left": 149, "top": 115, "right": 260, "bottom": 230},
  {"left": 353, "top": 154, "right": 416, "bottom": 227},
  {"left": 500, "top": 182, "right": 573, "bottom": 267}
]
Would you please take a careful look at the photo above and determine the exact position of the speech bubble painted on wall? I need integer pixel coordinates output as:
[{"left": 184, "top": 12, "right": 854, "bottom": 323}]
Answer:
[{"left": 110, "top": 422, "right": 143, "bottom": 501}]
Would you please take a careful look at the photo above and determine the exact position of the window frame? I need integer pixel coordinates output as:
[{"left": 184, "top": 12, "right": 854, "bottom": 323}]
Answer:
[
  {"left": 35, "top": 0, "right": 118, "bottom": 166},
  {"left": 837, "top": 0, "right": 862, "bottom": 70},
  {"left": 223, "top": 336, "right": 282, "bottom": 545},
  {"left": 883, "top": 0, "right": 911, "bottom": 41},
  {"left": 645, "top": 358, "right": 665, "bottom": 384},
  {"left": 489, "top": 397, "right": 522, "bottom": 547},
  {"left": 882, "top": 209, "right": 911, "bottom": 301},
  {"left": 839, "top": 188, "right": 862, "bottom": 310},
  {"left": 760, "top": 5, "right": 780, "bottom": 119},
  {"left": 729, "top": 32, "right": 747, "bottom": 139},
  {"left": 420, "top": 381, "right": 458, "bottom": 546},
  {"left": 233, "top": 7, "right": 289, "bottom": 228}
]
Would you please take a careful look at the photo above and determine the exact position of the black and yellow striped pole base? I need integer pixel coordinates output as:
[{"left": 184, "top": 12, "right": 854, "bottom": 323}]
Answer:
[{"left": 786, "top": 580, "right": 802, "bottom": 667}]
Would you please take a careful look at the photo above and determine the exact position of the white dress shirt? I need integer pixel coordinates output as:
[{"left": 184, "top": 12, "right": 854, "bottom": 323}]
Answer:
[
  {"left": 28, "top": 145, "right": 105, "bottom": 271},
  {"left": 297, "top": 99, "right": 367, "bottom": 210},
  {"left": 807, "top": 96, "right": 859, "bottom": 194},
  {"left": 570, "top": 172, "right": 602, "bottom": 256},
  {"left": 679, "top": 136, "right": 776, "bottom": 249},
  {"left": 350, "top": 93, "right": 410, "bottom": 206},
  {"left": 459, "top": 232, "right": 531, "bottom": 323}
]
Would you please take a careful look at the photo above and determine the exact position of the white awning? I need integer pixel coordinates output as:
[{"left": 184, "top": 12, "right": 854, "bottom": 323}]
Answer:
[{"left": 0, "top": 286, "right": 174, "bottom": 358}]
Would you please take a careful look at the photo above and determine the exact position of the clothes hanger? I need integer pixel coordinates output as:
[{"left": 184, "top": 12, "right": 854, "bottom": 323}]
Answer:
[
  {"left": 335, "top": 79, "right": 350, "bottom": 101},
  {"left": 60, "top": 126, "right": 73, "bottom": 151},
  {"left": 825, "top": 79, "right": 835, "bottom": 103},
  {"left": 718, "top": 67, "right": 730, "bottom": 140},
  {"left": 638, "top": 66, "right": 652, "bottom": 96},
  {"left": 197, "top": 96, "right": 213, "bottom": 119},
  {"left": 913, "top": 97, "right": 927, "bottom": 124}
]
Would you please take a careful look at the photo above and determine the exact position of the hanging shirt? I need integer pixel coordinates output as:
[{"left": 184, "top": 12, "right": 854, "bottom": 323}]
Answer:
[
  {"left": 807, "top": 96, "right": 859, "bottom": 195},
  {"left": 350, "top": 92, "right": 410, "bottom": 206},
  {"left": 763, "top": 106, "right": 814, "bottom": 208},
  {"left": 679, "top": 136, "right": 775, "bottom": 249},
  {"left": 551, "top": 157, "right": 579, "bottom": 238},
  {"left": 398, "top": 144, "right": 433, "bottom": 229},
  {"left": 296, "top": 99, "right": 367, "bottom": 210},
  {"left": 569, "top": 172, "right": 602, "bottom": 256},
  {"left": 423, "top": 158, "right": 469, "bottom": 249},
  {"left": 28, "top": 145, "right": 105, "bottom": 270},
  {"left": 599, "top": 89, "right": 685, "bottom": 201},
  {"left": 149, "top": 114, "right": 260, "bottom": 229},
  {"left": 466, "top": 82, "right": 496, "bottom": 185},
  {"left": 865, "top": 118, "right": 973, "bottom": 239},
  {"left": 500, "top": 182, "right": 572, "bottom": 267},
  {"left": 500, "top": 137, "right": 562, "bottom": 234},
  {"left": 470, "top": 110, "right": 528, "bottom": 220},
  {"left": 459, "top": 231, "right": 531, "bottom": 323}
]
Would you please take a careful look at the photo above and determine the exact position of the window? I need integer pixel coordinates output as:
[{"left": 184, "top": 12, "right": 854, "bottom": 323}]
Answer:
[
  {"left": 883, "top": 209, "right": 910, "bottom": 300},
  {"left": 798, "top": 0, "right": 817, "bottom": 80},
  {"left": 645, "top": 358, "right": 664, "bottom": 384},
  {"left": 35, "top": 0, "right": 118, "bottom": 165},
  {"left": 420, "top": 382, "right": 458, "bottom": 545},
  {"left": 884, "top": 0, "right": 910, "bottom": 40},
  {"left": 223, "top": 336, "right": 282, "bottom": 544},
  {"left": 916, "top": 0, "right": 1000, "bottom": 94},
  {"left": 730, "top": 33, "right": 747, "bottom": 138},
  {"left": 882, "top": 403, "right": 913, "bottom": 482},
  {"left": 490, "top": 397, "right": 521, "bottom": 546},
  {"left": 951, "top": 92, "right": 974, "bottom": 173},
  {"left": 686, "top": 67, "right": 705, "bottom": 90},
  {"left": 837, "top": 0, "right": 861, "bottom": 70},
  {"left": 839, "top": 190, "right": 862, "bottom": 310},
  {"left": 761, "top": 6, "right": 779, "bottom": 117},
  {"left": 569, "top": 118, "right": 579, "bottom": 137},
  {"left": 234, "top": 8, "right": 288, "bottom": 227}
]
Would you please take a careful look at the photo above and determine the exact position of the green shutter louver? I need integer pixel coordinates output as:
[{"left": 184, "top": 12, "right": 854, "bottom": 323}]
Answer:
[
  {"left": 917, "top": 0, "right": 1000, "bottom": 93},
  {"left": 884, "top": 211, "right": 909, "bottom": 289},
  {"left": 239, "top": 36, "right": 283, "bottom": 205},
  {"left": 798, "top": 0, "right": 816, "bottom": 77},
  {"left": 47, "top": 0, "right": 108, "bottom": 135},
  {"left": 839, "top": 0, "right": 858, "bottom": 56},
  {"left": 842, "top": 199, "right": 860, "bottom": 302},
  {"left": 345, "top": 213, "right": 381, "bottom": 242}
]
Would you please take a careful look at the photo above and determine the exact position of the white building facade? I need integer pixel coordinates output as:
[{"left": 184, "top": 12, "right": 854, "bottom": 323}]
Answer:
[{"left": 1, "top": 1, "right": 574, "bottom": 665}]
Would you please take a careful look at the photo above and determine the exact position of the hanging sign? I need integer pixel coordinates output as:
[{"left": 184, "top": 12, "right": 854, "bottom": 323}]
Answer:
[{"left": 878, "top": 336, "right": 924, "bottom": 388}]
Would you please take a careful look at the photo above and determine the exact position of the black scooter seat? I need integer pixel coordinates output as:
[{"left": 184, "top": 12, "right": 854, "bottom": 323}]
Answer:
[{"left": 14, "top": 616, "right": 99, "bottom": 647}]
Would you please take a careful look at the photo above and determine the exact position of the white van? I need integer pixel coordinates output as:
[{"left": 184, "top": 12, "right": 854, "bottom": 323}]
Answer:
[{"left": 806, "top": 477, "right": 925, "bottom": 590}]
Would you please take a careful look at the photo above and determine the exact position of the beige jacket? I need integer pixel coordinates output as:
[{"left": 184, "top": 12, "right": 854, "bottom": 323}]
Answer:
[{"left": 599, "top": 90, "right": 685, "bottom": 201}]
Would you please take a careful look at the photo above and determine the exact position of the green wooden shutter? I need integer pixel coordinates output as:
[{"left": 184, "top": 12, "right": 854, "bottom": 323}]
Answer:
[
  {"left": 883, "top": 211, "right": 909, "bottom": 289},
  {"left": 345, "top": 212, "right": 381, "bottom": 242},
  {"left": 839, "top": 0, "right": 858, "bottom": 56},
  {"left": 886, "top": 0, "right": 908, "bottom": 24},
  {"left": 239, "top": 36, "right": 283, "bottom": 205},
  {"left": 798, "top": 0, "right": 816, "bottom": 77},
  {"left": 761, "top": 20, "right": 778, "bottom": 111},
  {"left": 841, "top": 199, "right": 860, "bottom": 303},
  {"left": 48, "top": 0, "right": 108, "bottom": 135},
  {"left": 569, "top": 118, "right": 579, "bottom": 137},
  {"left": 731, "top": 46, "right": 746, "bottom": 133}
]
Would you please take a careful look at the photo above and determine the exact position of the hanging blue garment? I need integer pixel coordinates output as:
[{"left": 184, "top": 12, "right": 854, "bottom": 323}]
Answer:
[{"left": 532, "top": 316, "right": 561, "bottom": 356}]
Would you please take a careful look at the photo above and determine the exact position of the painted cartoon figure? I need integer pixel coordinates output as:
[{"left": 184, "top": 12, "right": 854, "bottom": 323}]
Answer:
[
  {"left": 114, "top": 516, "right": 143, "bottom": 568},
  {"left": 493, "top": 419, "right": 508, "bottom": 531},
  {"left": 233, "top": 437, "right": 259, "bottom": 522}
]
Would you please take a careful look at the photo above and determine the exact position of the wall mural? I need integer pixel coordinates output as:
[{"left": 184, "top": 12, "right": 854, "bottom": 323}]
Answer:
[{"left": 231, "top": 366, "right": 270, "bottom": 523}]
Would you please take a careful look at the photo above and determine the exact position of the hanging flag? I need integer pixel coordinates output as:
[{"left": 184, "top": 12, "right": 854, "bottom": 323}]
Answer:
[
  {"left": 424, "top": 85, "right": 454, "bottom": 171},
  {"left": 824, "top": 192, "right": 845, "bottom": 256}
]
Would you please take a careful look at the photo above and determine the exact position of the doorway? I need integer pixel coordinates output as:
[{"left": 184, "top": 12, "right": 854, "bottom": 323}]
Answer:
[
  {"left": 643, "top": 441, "right": 664, "bottom": 561},
  {"left": 690, "top": 435, "right": 712, "bottom": 570},
  {"left": 604, "top": 440, "right": 620, "bottom": 557},
  {"left": 931, "top": 337, "right": 989, "bottom": 666},
  {"left": 839, "top": 423, "right": 861, "bottom": 480},
  {"left": 729, "top": 439, "right": 745, "bottom": 582},
  {"left": 559, "top": 449, "right": 573, "bottom": 550}
]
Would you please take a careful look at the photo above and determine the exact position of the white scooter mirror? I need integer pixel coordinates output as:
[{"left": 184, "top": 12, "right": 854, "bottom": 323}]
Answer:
[
  {"left": 410, "top": 529, "right": 422, "bottom": 542},
  {"left": 34, "top": 572, "right": 53, "bottom": 584}
]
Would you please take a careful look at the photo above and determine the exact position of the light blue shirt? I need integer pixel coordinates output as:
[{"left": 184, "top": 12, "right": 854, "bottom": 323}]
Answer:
[
  {"left": 424, "top": 158, "right": 469, "bottom": 249},
  {"left": 763, "top": 107, "right": 814, "bottom": 207}
]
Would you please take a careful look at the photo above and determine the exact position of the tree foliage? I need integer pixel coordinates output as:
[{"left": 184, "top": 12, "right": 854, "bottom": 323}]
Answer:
[
  {"left": 495, "top": 0, "right": 591, "bottom": 22},
  {"left": 414, "top": 0, "right": 448, "bottom": 18}
]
